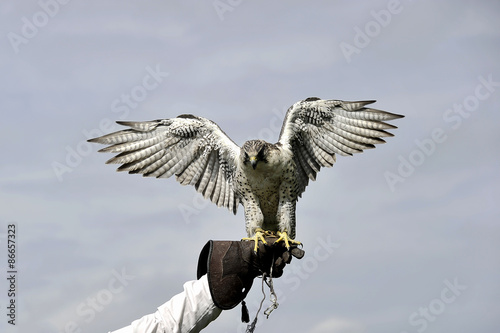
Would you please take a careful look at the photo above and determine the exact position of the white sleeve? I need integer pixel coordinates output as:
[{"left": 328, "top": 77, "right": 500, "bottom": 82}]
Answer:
[{"left": 109, "top": 275, "right": 222, "bottom": 333}]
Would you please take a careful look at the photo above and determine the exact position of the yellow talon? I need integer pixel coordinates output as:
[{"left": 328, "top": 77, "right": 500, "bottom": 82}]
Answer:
[
  {"left": 242, "top": 229, "right": 300, "bottom": 252},
  {"left": 275, "top": 231, "right": 302, "bottom": 249},
  {"left": 242, "top": 228, "right": 268, "bottom": 252}
]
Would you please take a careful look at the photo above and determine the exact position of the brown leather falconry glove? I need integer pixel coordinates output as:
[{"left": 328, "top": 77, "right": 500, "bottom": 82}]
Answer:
[{"left": 197, "top": 236, "right": 305, "bottom": 311}]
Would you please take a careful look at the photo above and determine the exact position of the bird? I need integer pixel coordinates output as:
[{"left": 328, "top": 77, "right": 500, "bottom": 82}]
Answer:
[{"left": 88, "top": 97, "right": 403, "bottom": 251}]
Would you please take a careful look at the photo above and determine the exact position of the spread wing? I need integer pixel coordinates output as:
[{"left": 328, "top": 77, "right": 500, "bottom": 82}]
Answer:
[
  {"left": 88, "top": 115, "right": 241, "bottom": 213},
  {"left": 278, "top": 98, "right": 404, "bottom": 196}
]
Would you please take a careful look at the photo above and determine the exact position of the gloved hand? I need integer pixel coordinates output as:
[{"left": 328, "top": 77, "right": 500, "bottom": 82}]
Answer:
[{"left": 197, "top": 236, "right": 304, "bottom": 310}]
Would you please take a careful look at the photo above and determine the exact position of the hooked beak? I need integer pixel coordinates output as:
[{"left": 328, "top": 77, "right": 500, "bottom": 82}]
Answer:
[{"left": 250, "top": 156, "right": 258, "bottom": 170}]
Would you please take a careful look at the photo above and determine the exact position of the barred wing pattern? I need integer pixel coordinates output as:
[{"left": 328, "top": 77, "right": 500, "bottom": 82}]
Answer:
[
  {"left": 278, "top": 98, "right": 404, "bottom": 196},
  {"left": 88, "top": 115, "right": 241, "bottom": 213}
]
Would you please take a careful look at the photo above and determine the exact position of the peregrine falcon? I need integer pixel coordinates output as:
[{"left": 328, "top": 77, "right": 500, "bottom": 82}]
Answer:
[{"left": 89, "top": 98, "right": 403, "bottom": 250}]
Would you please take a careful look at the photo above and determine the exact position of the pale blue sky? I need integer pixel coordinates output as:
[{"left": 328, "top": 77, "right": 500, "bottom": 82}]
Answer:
[{"left": 1, "top": 1, "right": 499, "bottom": 332}]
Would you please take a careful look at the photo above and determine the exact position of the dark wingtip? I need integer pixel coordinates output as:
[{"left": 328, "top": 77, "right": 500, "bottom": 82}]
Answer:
[
  {"left": 389, "top": 112, "right": 405, "bottom": 119},
  {"left": 116, "top": 120, "right": 138, "bottom": 127},
  {"left": 177, "top": 114, "right": 198, "bottom": 120},
  {"left": 360, "top": 100, "right": 376, "bottom": 105}
]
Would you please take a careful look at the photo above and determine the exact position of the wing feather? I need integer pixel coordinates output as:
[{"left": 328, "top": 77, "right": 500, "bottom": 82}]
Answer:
[
  {"left": 278, "top": 98, "right": 403, "bottom": 197},
  {"left": 105, "top": 141, "right": 165, "bottom": 165},
  {"left": 176, "top": 151, "right": 210, "bottom": 186},
  {"left": 216, "top": 167, "right": 226, "bottom": 207},
  {"left": 89, "top": 115, "right": 241, "bottom": 213},
  {"left": 89, "top": 129, "right": 157, "bottom": 145},
  {"left": 196, "top": 151, "right": 217, "bottom": 196},
  {"left": 98, "top": 136, "right": 162, "bottom": 153},
  {"left": 205, "top": 157, "right": 220, "bottom": 201},
  {"left": 295, "top": 145, "right": 317, "bottom": 180},
  {"left": 328, "top": 124, "right": 384, "bottom": 146}
]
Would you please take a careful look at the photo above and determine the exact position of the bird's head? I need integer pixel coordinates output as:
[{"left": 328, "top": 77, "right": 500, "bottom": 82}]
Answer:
[{"left": 242, "top": 140, "right": 268, "bottom": 170}]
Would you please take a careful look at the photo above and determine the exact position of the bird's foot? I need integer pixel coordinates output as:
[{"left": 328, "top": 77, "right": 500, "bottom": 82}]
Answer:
[
  {"left": 275, "top": 231, "right": 302, "bottom": 249},
  {"left": 242, "top": 228, "right": 274, "bottom": 252}
]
